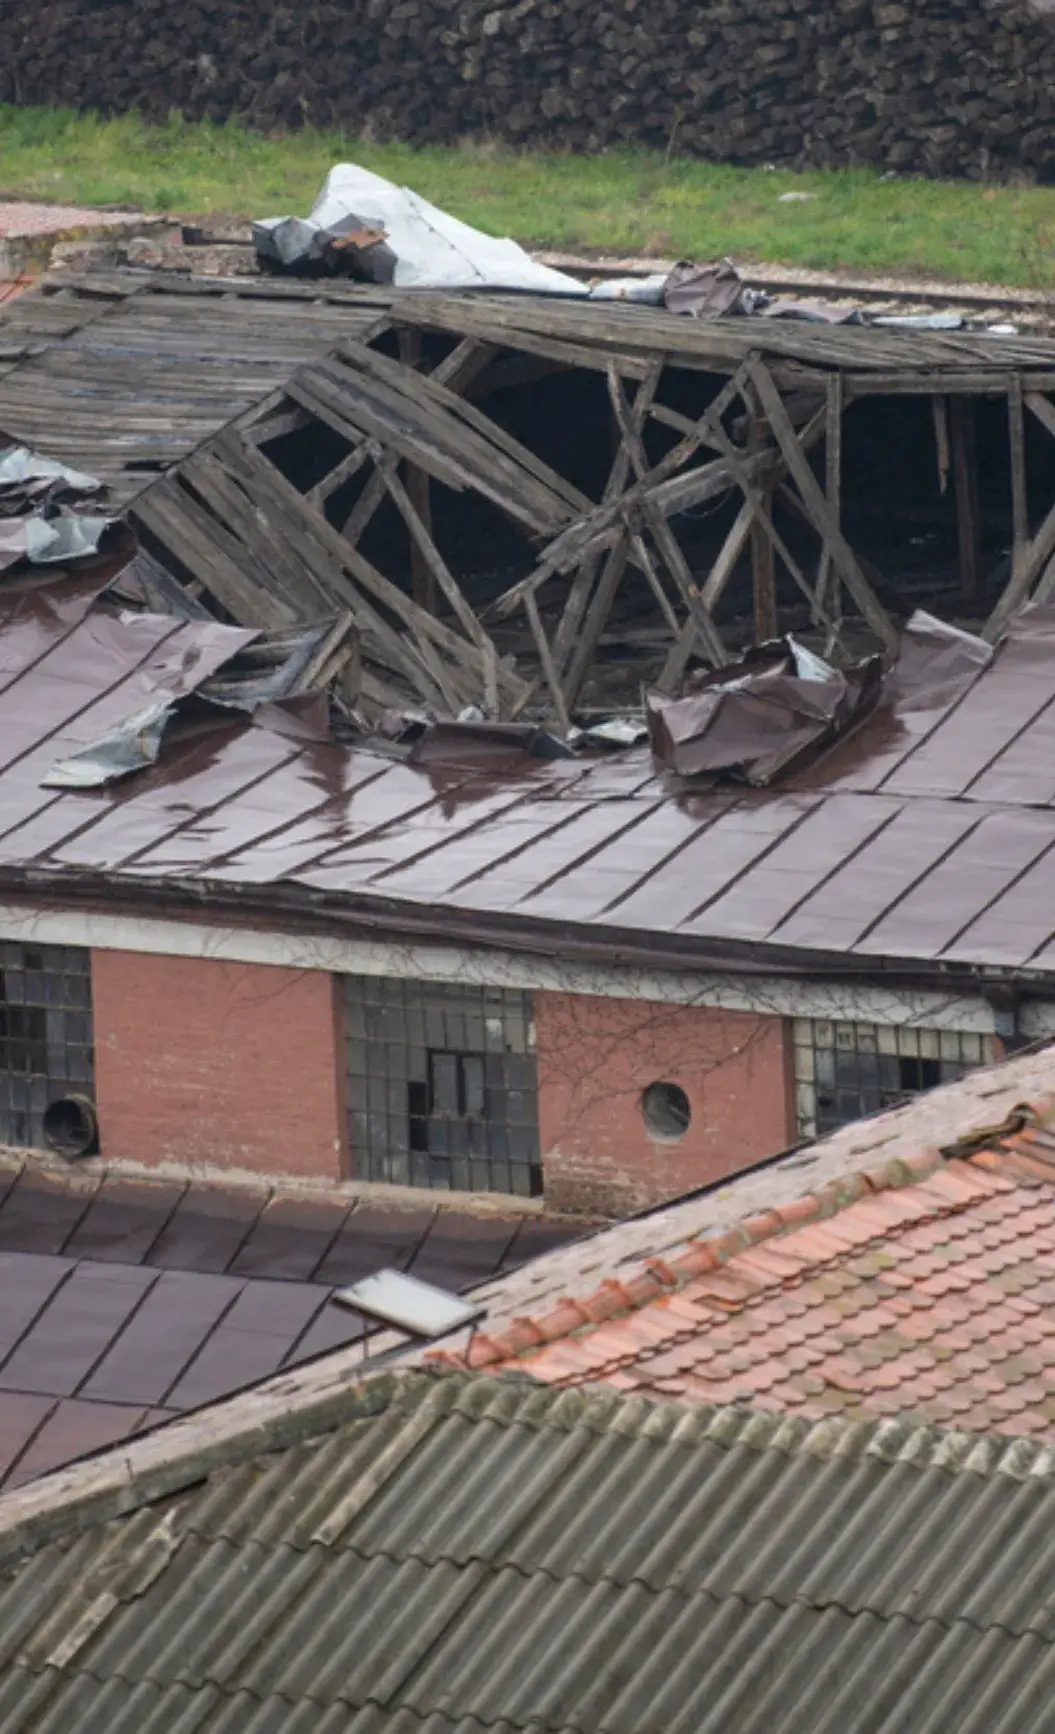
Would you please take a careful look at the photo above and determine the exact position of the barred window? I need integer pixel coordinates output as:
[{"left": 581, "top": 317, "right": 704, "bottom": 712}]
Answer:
[
  {"left": 344, "top": 975, "right": 540, "bottom": 1196},
  {"left": 793, "top": 1019, "right": 994, "bottom": 1139},
  {"left": 0, "top": 944, "right": 93, "bottom": 1149}
]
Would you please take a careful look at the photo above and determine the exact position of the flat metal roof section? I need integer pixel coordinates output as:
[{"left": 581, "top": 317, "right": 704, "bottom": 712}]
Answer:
[
  {"left": 0, "top": 1154, "right": 579, "bottom": 1491},
  {"left": 3, "top": 584, "right": 1055, "bottom": 985}
]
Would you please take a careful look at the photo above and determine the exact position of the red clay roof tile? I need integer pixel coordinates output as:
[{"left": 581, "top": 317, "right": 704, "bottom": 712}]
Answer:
[{"left": 430, "top": 1090, "right": 1055, "bottom": 1439}]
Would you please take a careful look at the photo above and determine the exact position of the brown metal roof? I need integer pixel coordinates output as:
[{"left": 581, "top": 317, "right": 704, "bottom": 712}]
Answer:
[
  {"left": 5, "top": 584, "right": 1055, "bottom": 983},
  {"left": 0, "top": 1154, "right": 580, "bottom": 1490}
]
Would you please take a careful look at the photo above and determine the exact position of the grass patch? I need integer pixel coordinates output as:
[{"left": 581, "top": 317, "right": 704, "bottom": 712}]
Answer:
[{"left": 2, "top": 105, "right": 1055, "bottom": 288}]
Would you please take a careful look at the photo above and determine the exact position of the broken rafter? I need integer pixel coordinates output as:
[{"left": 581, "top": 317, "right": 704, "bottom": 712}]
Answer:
[{"left": 746, "top": 358, "right": 896, "bottom": 651}]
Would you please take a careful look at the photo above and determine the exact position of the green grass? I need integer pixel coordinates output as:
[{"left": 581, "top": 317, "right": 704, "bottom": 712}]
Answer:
[{"left": 3, "top": 105, "right": 1055, "bottom": 288}]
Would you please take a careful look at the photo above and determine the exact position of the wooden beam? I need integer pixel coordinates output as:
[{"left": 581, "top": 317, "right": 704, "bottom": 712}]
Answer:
[
  {"left": 746, "top": 409, "right": 776, "bottom": 642},
  {"left": 561, "top": 533, "right": 632, "bottom": 713},
  {"left": 396, "top": 328, "right": 437, "bottom": 614},
  {"left": 430, "top": 337, "right": 497, "bottom": 394},
  {"left": 985, "top": 489, "right": 1055, "bottom": 638},
  {"left": 377, "top": 452, "right": 499, "bottom": 665},
  {"left": 816, "top": 373, "right": 844, "bottom": 643},
  {"left": 1009, "top": 375, "right": 1029, "bottom": 580},
  {"left": 932, "top": 395, "right": 950, "bottom": 496},
  {"left": 746, "top": 358, "right": 896, "bottom": 651},
  {"left": 950, "top": 395, "right": 982, "bottom": 605},
  {"left": 552, "top": 364, "right": 662, "bottom": 682},
  {"left": 607, "top": 365, "right": 726, "bottom": 665},
  {"left": 657, "top": 496, "right": 758, "bottom": 691}
]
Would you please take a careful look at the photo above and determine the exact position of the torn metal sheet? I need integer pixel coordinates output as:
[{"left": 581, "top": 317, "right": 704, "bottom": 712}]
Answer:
[
  {"left": 38, "top": 615, "right": 359, "bottom": 788},
  {"left": 42, "top": 700, "right": 175, "bottom": 788},
  {"left": 588, "top": 273, "right": 668, "bottom": 305},
  {"left": 0, "top": 442, "right": 114, "bottom": 572},
  {"left": 0, "top": 512, "right": 114, "bottom": 572},
  {"left": 254, "top": 163, "right": 586, "bottom": 294},
  {"left": 646, "top": 637, "right": 881, "bottom": 785},
  {"left": 0, "top": 445, "right": 104, "bottom": 507}
]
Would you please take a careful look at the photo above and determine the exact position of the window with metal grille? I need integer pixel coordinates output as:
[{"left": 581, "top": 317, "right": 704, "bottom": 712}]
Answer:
[
  {"left": 792, "top": 1019, "right": 994, "bottom": 1139},
  {"left": 0, "top": 944, "right": 93, "bottom": 1149},
  {"left": 344, "top": 975, "right": 540, "bottom": 1195}
]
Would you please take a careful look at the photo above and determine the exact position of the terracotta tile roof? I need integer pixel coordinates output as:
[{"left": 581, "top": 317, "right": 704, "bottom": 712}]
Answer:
[{"left": 431, "top": 1080, "right": 1055, "bottom": 1438}]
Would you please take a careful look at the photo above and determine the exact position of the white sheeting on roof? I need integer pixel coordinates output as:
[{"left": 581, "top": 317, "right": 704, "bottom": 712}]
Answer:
[{"left": 254, "top": 162, "right": 587, "bottom": 294}]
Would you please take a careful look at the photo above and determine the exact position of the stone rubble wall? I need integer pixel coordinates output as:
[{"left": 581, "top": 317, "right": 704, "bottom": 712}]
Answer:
[{"left": 6, "top": 0, "right": 1055, "bottom": 180}]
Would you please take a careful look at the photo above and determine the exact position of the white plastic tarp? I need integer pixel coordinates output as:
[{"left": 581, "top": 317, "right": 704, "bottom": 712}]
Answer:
[{"left": 254, "top": 163, "right": 586, "bottom": 295}]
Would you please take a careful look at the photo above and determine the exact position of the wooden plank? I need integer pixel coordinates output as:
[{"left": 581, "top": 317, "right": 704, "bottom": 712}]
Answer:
[
  {"left": 336, "top": 341, "right": 591, "bottom": 515},
  {"left": 561, "top": 534, "right": 632, "bottom": 712},
  {"left": 430, "top": 338, "right": 497, "bottom": 394},
  {"left": 1025, "top": 391, "right": 1055, "bottom": 442},
  {"left": 305, "top": 443, "right": 371, "bottom": 508},
  {"left": 932, "top": 395, "right": 950, "bottom": 495},
  {"left": 130, "top": 478, "right": 296, "bottom": 630},
  {"left": 178, "top": 450, "right": 333, "bottom": 623},
  {"left": 524, "top": 592, "right": 571, "bottom": 733},
  {"left": 658, "top": 498, "right": 760, "bottom": 692},
  {"left": 243, "top": 405, "right": 312, "bottom": 447},
  {"left": 985, "top": 490, "right": 1055, "bottom": 639},
  {"left": 746, "top": 359, "right": 896, "bottom": 650},
  {"left": 397, "top": 326, "right": 436, "bottom": 613},
  {"left": 341, "top": 464, "right": 387, "bottom": 543}
]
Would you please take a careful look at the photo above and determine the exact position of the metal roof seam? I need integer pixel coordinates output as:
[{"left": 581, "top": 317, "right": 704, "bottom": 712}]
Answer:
[
  {"left": 210, "top": 761, "right": 397, "bottom": 882},
  {"left": 592, "top": 799, "right": 738, "bottom": 921},
  {"left": 679, "top": 794, "right": 828, "bottom": 929},
  {"left": 957, "top": 687, "right": 1055, "bottom": 802},
  {"left": 871, "top": 661, "right": 991, "bottom": 796},
  {"left": 85, "top": 740, "right": 310, "bottom": 876},
  {"left": 851, "top": 806, "right": 993, "bottom": 950},
  {"left": 360, "top": 780, "right": 555, "bottom": 893},
  {"left": 762, "top": 799, "right": 907, "bottom": 945},
  {"left": 514, "top": 798, "right": 670, "bottom": 910},
  {"left": 272, "top": 769, "right": 483, "bottom": 886},
  {"left": 941, "top": 830, "right": 1055, "bottom": 965}
]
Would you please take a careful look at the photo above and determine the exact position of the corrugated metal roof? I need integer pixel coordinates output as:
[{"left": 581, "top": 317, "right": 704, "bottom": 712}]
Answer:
[
  {"left": 1, "top": 1371, "right": 1055, "bottom": 1733},
  {"left": 6, "top": 586, "right": 1055, "bottom": 981}
]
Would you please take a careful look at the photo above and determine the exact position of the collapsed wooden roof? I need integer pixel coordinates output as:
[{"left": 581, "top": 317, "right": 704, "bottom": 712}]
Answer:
[{"left": 5, "top": 272, "right": 1055, "bottom": 721}]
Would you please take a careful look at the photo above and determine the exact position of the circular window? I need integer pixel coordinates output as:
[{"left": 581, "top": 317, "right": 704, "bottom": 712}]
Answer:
[{"left": 641, "top": 1081, "right": 691, "bottom": 1140}]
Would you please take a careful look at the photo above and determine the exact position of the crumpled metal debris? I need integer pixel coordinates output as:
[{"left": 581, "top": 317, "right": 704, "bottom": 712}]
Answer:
[
  {"left": 0, "top": 444, "right": 114, "bottom": 573},
  {"left": 662, "top": 259, "right": 746, "bottom": 318},
  {"left": 40, "top": 616, "right": 350, "bottom": 789},
  {"left": 254, "top": 164, "right": 586, "bottom": 295},
  {"left": 646, "top": 637, "right": 882, "bottom": 785}
]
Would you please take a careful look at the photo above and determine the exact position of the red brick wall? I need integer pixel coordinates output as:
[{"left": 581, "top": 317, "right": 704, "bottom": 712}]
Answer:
[
  {"left": 535, "top": 991, "right": 794, "bottom": 1215},
  {"left": 91, "top": 950, "right": 347, "bottom": 1179}
]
